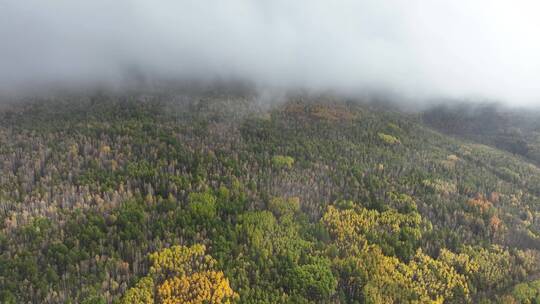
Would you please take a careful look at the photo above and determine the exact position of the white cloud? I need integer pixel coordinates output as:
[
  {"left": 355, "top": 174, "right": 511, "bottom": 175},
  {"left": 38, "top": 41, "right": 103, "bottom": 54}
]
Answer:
[{"left": 1, "top": 0, "right": 540, "bottom": 104}]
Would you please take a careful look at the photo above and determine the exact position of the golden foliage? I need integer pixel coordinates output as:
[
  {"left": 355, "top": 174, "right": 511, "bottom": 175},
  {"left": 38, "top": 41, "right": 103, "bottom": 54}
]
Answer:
[
  {"left": 343, "top": 246, "right": 411, "bottom": 303},
  {"left": 407, "top": 250, "right": 469, "bottom": 303},
  {"left": 439, "top": 249, "right": 480, "bottom": 279},
  {"left": 68, "top": 144, "right": 79, "bottom": 157},
  {"left": 149, "top": 244, "right": 216, "bottom": 278},
  {"left": 100, "top": 144, "right": 111, "bottom": 154},
  {"left": 122, "top": 244, "right": 237, "bottom": 304},
  {"left": 322, "top": 205, "right": 422, "bottom": 253},
  {"left": 334, "top": 246, "right": 469, "bottom": 303},
  {"left": 157, "top": 271, "right": 237, "bottom": 304},
  {"left": 323, "top": 204, "right": 469, "bottom": 303},
  {"left": 120, "top": 276, "right": 154, "bottom": 304}
]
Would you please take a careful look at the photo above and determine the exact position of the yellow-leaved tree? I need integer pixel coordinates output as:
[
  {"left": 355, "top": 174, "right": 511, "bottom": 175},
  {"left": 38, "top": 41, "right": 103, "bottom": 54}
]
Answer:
[
  {"left": 322, "top": 203, "right": 470, "bottom": 303},
  {"left": 121, "top": 244, "right": 238, "bottom": 304},
  {"left": 121, "top": 276, "right": 154, "bottom": 304}
]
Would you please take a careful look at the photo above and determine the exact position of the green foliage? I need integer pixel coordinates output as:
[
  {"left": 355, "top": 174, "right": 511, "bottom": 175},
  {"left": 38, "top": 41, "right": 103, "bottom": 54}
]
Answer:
[
  {"left": 81, "top": 295, "right": 107, "bottom": 304},
  {"left": 115, "top": 201, "right": 146, "bottom": 241},
  {"left": 0, "top": 290, "right": 17, "bottom": 304},
  {"left": 268, "top": 196, "right": 301, "bottom": 218},
  {"left": 510, "top": 279, "right": 540, "bottom": 303},
  {"left": 288, "top": 257, "right": 337, "bottom": 301},
  {"left": 188, "top": 192, "right": 217, "bottom": 220},
  {"left": 272, "top": 155, "right": 295, "bottom": 169},
  {"left": 1, "top": 94, "right": 540, "bottom": 303},
  {"left": 120, "top": 276, "right": 154, "bottom": 304},
  {"left": 378, "top": 132, "right": 400, "bottom": 144}
]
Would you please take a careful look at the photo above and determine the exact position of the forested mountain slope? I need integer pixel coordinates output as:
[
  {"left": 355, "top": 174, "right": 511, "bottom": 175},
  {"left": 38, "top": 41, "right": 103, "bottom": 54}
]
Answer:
[
  {"left": 423, "top": 103, "right": 540, "bottom": 165},
  {"left": 1, "top": 92, "right": 540, "bottom": 303}
]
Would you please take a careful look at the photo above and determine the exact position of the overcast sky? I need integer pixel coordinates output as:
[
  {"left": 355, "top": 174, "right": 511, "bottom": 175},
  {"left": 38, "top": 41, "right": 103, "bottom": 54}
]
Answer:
[{"left": 1, "top": 0, "right": 540, "bottom": 104}]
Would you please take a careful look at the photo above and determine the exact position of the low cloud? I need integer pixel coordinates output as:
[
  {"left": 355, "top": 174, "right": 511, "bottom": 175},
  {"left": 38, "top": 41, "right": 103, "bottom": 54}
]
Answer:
[{"left": 1, "top": 0, "right": 540, "bottom": 104}]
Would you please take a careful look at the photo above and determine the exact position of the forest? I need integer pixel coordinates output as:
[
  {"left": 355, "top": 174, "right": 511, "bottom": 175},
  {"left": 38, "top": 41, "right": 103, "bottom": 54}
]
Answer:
[{"left": 2, "top": 91, "right": 540, "bottom": 303}]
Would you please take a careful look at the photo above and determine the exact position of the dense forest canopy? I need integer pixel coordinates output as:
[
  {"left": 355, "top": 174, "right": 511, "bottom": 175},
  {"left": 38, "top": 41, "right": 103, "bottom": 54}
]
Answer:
[{"left": 1, "top": 92, "right": 540, "bottom": 303}]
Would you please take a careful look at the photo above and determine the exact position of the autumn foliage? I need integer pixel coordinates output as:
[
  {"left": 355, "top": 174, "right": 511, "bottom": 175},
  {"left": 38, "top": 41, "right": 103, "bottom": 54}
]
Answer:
[{"left": 121, "top": 245, "right": 237, "bottom": 304}]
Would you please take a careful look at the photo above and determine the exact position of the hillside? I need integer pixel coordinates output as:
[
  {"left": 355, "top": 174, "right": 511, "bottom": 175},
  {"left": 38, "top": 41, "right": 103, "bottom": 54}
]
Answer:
[
  {"left": 423, "top": 103, "right": 540, "bottom": 165},
  {"left": 1, "top": 92, "right": 540, "bottom": 303}
]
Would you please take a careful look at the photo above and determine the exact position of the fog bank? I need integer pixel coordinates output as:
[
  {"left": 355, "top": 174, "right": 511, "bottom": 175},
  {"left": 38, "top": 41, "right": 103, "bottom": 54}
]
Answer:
[{"left": 1, "top": 1, "right": 540, "bottom": 105}]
